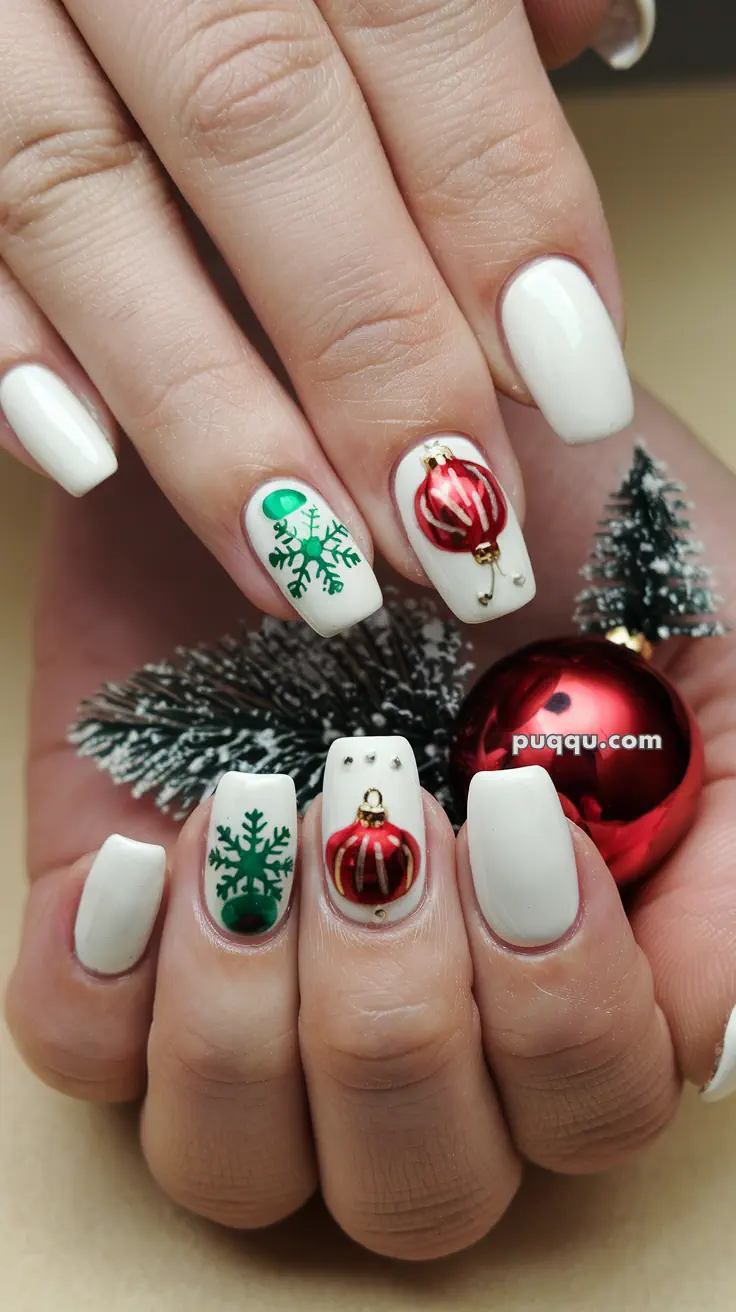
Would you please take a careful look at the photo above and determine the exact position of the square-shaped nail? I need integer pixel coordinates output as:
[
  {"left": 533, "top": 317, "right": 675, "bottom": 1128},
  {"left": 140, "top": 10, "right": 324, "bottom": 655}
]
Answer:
[
  {"left": 322, "top": 736, "right": 426, "bottom": 925},
  {"left": 74, "top": 835, "right": 166, "bottom": 975},
  {"left": 394, "top": 436, "right": 535, "bottom": 624},
  {"left": 467, "top": 766, "right": 580, "bottom": 948},
  {"left": 244, "top": 479, "right": 383, "bottom": 637},
  {"left": 501, "top": 258, "right": 634, "bottom": 445},
  {"left": 205, "top": 772, "right": 297, "bottom": 937}
]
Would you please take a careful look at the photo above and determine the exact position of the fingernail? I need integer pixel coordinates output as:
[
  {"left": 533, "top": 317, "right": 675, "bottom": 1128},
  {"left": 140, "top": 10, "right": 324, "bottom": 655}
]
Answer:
[
  {"left": 394, "top": 436, "right": 535, "bottom": 624},
  {"left": 467, "top": 766, "right": 580, "bottom": 948},
  {"left": 205, "top": 772, "right": 297, "bottom": 938},
  {"left": 74, "top": 835, "right": 166, "bottom": 975},
  {"left": 0, "top": 363, "right": 118, "bottom": 495},
  {"left": 244, "top": 479, "right": 383, "bottom": 637},
  {"left": 593, "top": 1, "right": 656, "bottom": 71},
  {"left": 501, "top": 257, "right": 634, "bottom": 445},
  {"left": 322, "top": 736, "right": 426, "bottom": 926},
  {"left": 701, "top": 1006, "right": 736, "bottom": 1104}
]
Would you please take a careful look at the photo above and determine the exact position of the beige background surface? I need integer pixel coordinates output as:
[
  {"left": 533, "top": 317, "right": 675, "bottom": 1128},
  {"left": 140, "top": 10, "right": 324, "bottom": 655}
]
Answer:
[{"left": 1, "top": 85, "right": 735, "bottom": 1310}]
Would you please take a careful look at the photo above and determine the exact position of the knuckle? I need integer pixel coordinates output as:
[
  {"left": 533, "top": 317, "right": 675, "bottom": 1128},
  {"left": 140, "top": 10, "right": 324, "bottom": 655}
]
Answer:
[
  {"left": 170, "top": 1014, "right": 298, "bottom": 1095},
  {"left": 300, "top": 988, "right": 470, "bottom": 1092},
  {"left": 499, "top": 1015, "right": 681, "bottom": 1173},
  {"left": 335, "top": 0, "right": 454, "bottom": 35},
  {"left": 0, "top": 123, "right": 148, "bottom": 244},
  {"left": 302, "top": 281, "right": 449, "bottom": 390},
  {"left": 415, "top": 104, "right": 571, "bottom": 233},
  {"left": 175, "top": 6, "right": 332, "bottom": 165},
  {"left": 5, "top": 984, "right": 142, "bottom": 1103}
]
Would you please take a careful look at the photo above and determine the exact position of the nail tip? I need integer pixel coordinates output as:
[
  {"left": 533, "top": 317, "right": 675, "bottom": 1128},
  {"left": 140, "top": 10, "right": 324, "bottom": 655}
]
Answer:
[
  {"left": 594, "top": 1, "right": 656, "bottom": 70},
  {"left": 700, "top": 1006, "right": 736, "bottom": 1104}
]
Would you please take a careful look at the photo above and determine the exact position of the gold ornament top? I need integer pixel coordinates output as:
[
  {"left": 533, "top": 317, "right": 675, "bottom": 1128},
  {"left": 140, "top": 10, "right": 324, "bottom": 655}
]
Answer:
[
  {"left": 606, "top": 626, "right": 654, "bottom": 661},
  {"left": 422, "top": 443, "right": 454, "bottom": 472},
  {"left": 357, "top": 788, "right": 387, "bottom": 827}
]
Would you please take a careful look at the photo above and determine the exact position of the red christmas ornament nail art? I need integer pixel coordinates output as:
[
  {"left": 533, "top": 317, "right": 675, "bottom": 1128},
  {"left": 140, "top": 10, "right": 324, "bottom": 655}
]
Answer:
[
  {"left": 325, "top": 788, "right": 421, "bottom": 906},
  {"left": 414, "top": 444, "right": 509, "bottom": 604}
]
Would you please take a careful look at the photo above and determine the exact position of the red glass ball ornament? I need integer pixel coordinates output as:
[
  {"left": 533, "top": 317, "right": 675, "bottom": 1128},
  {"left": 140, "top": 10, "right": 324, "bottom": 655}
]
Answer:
[
  {"left": 325, "top": 788, "right": 421, "bottom": 905},
  {"left": 450, "top": 636, "right": 704, "bottom": 885},
  {"left": 414, "top": 449, "right": 508, "bottom": 556}
]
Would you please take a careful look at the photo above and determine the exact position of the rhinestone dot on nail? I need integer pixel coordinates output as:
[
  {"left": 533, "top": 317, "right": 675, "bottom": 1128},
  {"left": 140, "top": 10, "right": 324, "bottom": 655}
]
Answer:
[
  {"left": 343, "top": 755, "right": 354, "bottom": 766},
  {"left": 373, "top": 907, "right": 387, "bottom": 921},
  {"left": 390, "top": 757, "right": 402, "bottom": 769},
  {"left": 366, "top": 751, "right": 376, "bottom": 763},
  {"left": 513, "top": 573, "right": 526, "bottom": 587}
]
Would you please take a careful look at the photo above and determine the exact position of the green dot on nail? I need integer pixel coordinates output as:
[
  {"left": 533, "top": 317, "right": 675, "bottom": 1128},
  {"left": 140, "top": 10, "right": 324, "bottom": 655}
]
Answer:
[{"left": 262, "top": 487, "right": 308, "bottom": 520}]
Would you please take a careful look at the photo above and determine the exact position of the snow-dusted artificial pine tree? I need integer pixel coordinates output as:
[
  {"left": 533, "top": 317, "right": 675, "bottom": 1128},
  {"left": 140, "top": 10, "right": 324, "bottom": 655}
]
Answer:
[
  {"left": 69, "top": 594, "right": 473, "bottom": 822},
  {"left": 574, "top": 443, "right": 727, "bottom": 643}
]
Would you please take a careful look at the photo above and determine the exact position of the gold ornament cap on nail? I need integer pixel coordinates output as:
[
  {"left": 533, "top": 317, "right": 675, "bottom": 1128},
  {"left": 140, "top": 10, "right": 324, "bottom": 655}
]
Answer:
[
  {"left": 357, "top": 788, "right": 387, "bottom": 827},
  {"left": 422, "top": 443, "right": 454, "bottom": 472}
]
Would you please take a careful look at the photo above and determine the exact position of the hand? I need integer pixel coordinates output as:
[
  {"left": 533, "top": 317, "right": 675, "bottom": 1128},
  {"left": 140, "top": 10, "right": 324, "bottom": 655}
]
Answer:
[
  {"left": 8, "top": 385, "right": 735, "bottom": 1259},
  {"left": 0, "top": 0, "right": 645, "bottom": 637}
]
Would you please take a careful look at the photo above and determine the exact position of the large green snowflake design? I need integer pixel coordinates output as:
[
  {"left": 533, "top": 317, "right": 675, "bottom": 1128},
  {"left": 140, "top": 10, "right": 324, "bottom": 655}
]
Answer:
[
  {"left": 268, "top": 503, "right": 361, "bottom": 600},
  {"left": 208, "top": 809, "right": 293, "bottom": 934}
]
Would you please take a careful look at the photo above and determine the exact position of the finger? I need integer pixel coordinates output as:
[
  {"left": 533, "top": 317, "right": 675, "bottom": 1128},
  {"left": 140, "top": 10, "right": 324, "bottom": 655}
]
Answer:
[
  {"left": 298, "top": 737, "right": 520, "bottom": 1260},
  {"left": 5, "top": 837, "right": 165, "bottom": 1101},
  {"left": 141, "top": 774, "right": 316, "bottom": 1228},
  {"left": 631, "top": 726, "right": 736, "bottom": 1103},
  {"left": 0, "top": 263, "right": 117, "bottom": 494},
  {"left": 0, "top": 1, "right": 381, "bottom": 635},
  {"left": 624, "top": 457, "right": 736, "bottom": 1102},
  {"left": 458, "top": 768, "right": 680, "bottom": 1172},
  {"left": 61, "top": 0, "right": 535, "bottom": 623},
  {"left": 316, "top": 0, "right": 633, "bottom": 444},
  {"left": 525, "top": 0, "right": 611, "bottom": 66}
]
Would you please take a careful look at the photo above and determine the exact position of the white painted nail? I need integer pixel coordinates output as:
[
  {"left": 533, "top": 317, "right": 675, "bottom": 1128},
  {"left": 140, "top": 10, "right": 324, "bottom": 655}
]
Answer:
[
  {"left": 0, "top": 364, "right": 117, "bottom": 496},
  {"left": 701, "top": 1006, "right": 736, "bottom": 1104},
  {"left": 394, "top": 436, "right": 535, "bottom": 624},
  {"left": 322, "top": 736, "right": 426, "bottom": 926},
  {"left": 467, "top": 767, "right": 580, "bottom": 948},
  {"left": 593, "top": 1, "right": 656, "bottom": 71},
  {"left": 74, "top": 835, "right": 166, "bottom": 975},
  {"left": 244, "top": 480, "right": 383, "bottom": 637},
  {"left": 501, "top": 258, "right": 635, "bottom": 445},
  {"left": 205, "top": 772, "right": 297, "bottom": 937}
]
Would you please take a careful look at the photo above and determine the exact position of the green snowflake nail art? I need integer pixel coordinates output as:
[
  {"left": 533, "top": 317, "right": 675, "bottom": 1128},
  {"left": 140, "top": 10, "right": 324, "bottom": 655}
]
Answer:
[
  {"left": 205, "top": 775, "right": 297, "bottom": 937},
  {"left": 245, "top": 479, "right": 383, "bottom": 637},
  {"left": 267, "top": 498, "right": 361, "bottom": 599}
]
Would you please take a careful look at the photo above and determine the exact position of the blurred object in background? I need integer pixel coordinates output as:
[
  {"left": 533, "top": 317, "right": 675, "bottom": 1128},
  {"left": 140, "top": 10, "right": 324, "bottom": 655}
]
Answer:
[{"left": 557, "top": 1, "right": 735, "bottom": 85}]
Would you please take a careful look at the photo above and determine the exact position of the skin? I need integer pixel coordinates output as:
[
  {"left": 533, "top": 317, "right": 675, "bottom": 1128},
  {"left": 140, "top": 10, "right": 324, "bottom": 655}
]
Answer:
[
  {"left": 0, "top": 0, "right": 622, "bottom": 609},
  {"left": 6, "top": 385, "right": 736, "bottom": 1259}
]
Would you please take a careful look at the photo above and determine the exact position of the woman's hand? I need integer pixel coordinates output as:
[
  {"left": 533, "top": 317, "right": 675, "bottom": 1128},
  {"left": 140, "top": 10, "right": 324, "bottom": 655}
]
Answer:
[
  {"left": 0, "top": 0, "right": 646, "bottom": 636},
  {"left": 8, "top": 384, "right": 735, "bottom": 1259}
]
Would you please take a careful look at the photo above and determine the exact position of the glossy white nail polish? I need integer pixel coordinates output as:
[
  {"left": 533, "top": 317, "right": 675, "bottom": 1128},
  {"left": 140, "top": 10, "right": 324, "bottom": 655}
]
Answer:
[
  {"left": 74, "top": 835, "right": 166, "bottom": 975},
  {"left": 467, "top": 767, "right": 580, "bottom": 948},
  {"left": 322, "top": 736, "right": 426, "bottom": 926},
  {"left": 701, "top": 1006, "right": 736, "bottom": 1104},
  {"left": 244, "top": 479, "right": 383, "bottom": 637},
  {"left": 393, "top": 436, "right": 535, "bottom": 624},
  {"left": 501, "top": 258, "right": 635, "bottom": 445},
  {"left": 205, "top": 772, "right": 297, "bottom": 937},
  {"left": 593, "top": 1, "right": 656, "bottom": 71},
  {"left": 0, "top": 364, "right": 117, "bottom": 496}
]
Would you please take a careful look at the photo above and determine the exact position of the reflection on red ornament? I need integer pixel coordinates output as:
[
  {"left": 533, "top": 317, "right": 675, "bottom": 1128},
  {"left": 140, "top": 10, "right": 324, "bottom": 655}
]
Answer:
[
  {"left": 450, "top": 637, "right": 704, "bottom": 886},
  {"left": 414, "top": 446, "right": 507, "bottom": 559},
  {"left": 325, "top": 788, "right": 420, "bottom": 905}
]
